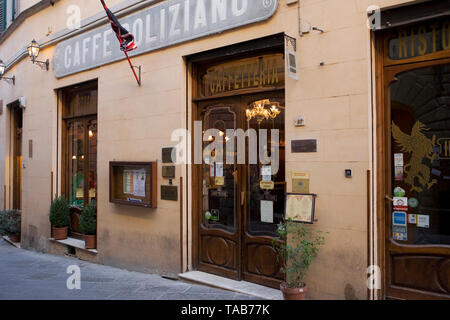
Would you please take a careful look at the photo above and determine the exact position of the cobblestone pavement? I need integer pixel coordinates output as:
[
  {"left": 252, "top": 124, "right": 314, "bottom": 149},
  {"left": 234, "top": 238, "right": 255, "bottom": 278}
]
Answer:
[{"left": 0, "top": 239, "right": 256, "bottom": 300}]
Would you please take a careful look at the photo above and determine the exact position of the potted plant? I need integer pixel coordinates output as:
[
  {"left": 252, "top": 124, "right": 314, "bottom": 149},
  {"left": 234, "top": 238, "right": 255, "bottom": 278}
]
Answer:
[
  {"left": 274, "top": 220, "right": 326, "bottom": 300},
  {"left": 49, "top": 197, "right": 70, "bottom": 240},
  {"left": 80, "top": 201, "right": 97, "bottom": 249},
  {"left": 6, "top": 210, "right": 21, "bottom": 243}
]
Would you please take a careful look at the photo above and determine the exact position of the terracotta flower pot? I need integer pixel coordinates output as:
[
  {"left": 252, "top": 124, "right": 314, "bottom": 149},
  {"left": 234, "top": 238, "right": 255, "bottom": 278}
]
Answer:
[
  {"left": 52, "top": 227, "right": 68, "bottom": 240},
  {"left": 84, "top": 235, "right": 97, "bottom": 249},
  {"left": 9, "top": 233, "right": 21, "bottom": 243},
  {"left": 280, "top": 282, "right": 307, "bottom": 300}
]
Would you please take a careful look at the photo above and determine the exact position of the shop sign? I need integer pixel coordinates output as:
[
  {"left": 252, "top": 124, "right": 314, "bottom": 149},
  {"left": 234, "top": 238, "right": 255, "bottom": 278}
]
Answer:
[
  {"left": 388, "top": 18, "right": 450, "bottom": 60},
  {"left": 201, "top": 54, "right": 284, "bottom": 98},
  {"left": 53, "top": 0, "right": 279, "bottom": 78}
]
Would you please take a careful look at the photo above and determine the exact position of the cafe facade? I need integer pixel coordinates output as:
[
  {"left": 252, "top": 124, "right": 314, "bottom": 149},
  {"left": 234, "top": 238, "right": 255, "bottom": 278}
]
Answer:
[{"left": 0, "top": 0, "right": 449, "bottom": 300}]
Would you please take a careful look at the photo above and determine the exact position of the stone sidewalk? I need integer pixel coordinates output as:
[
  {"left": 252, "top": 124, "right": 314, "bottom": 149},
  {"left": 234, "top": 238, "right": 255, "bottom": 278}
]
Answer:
[{"left": 0, "top": 239, "right": 256, "bottom": 300}]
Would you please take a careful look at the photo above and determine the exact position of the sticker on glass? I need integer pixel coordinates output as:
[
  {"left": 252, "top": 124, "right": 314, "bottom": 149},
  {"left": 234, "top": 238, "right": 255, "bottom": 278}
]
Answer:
[
  {"left": 408, "top": 198, "right": 419, "bottom": 208},
  {"left": 393, "top": 187, "right": 406, "bottom": 197},
  {"left": 393, "top": 197, "right": 408, "bottom": 211},
  {"left": 417, "top": 215, "right": 430, "bottom": 228}
]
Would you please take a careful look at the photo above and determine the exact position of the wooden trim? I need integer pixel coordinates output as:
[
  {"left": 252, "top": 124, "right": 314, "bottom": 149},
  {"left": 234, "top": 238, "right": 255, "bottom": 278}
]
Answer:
[
  {"left": 193, "top": 87, "right": 285, "bottom": 102},
  {"left": 375, "top": 31, "right": 387, "bottom": 300}
]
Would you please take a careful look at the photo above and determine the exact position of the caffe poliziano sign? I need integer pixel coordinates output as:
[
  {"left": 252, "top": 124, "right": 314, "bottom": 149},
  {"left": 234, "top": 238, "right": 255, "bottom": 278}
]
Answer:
[{"left": 53, "top": 0, "right": 278, "bottom": 78}]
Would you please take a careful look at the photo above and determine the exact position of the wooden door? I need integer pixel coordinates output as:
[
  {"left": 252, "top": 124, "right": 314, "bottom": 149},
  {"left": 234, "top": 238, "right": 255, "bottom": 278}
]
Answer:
[
  {"left": 197, "top": 97, "right": 243, "bottom": 280},
  {"left": 195, "top": 93, "right": 284, "bottom": 288},
  {"left": 12, "top": 106, "right": 23, "bottom": 210},
  {"left": 384, "top": 57, "right": 450, "bottom": 300}
]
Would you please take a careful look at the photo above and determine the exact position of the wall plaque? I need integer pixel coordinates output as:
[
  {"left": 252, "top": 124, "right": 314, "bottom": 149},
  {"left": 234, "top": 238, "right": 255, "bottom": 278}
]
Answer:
[
  {"left": 291, "top": 139, "right": 317, "bottom": 153},
  {"left": 161, "top": 185, "right": 178, "bottom": 201},
  {"left": 162, "top": 166, "right": 175, "bottom": 178},
  {"left": 53, "top": 0, "right": 279, "bottom": 78}
]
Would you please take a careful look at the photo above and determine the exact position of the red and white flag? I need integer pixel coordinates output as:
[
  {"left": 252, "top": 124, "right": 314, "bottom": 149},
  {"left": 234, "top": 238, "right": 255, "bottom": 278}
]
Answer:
[{"left": 100, "top": 0, "right": 137, "bottom": 52}]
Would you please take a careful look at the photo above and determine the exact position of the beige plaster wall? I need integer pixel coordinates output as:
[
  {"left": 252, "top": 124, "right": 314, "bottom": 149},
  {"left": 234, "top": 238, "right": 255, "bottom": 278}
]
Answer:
[{"left": 0, "top": 0, "right": 420, "bottom": 299}]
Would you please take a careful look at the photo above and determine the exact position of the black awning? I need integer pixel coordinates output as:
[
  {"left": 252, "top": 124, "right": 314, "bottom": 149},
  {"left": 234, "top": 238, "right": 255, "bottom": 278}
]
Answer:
[{"left": 378, "top": 0, "right": 450, "bottom": 30}]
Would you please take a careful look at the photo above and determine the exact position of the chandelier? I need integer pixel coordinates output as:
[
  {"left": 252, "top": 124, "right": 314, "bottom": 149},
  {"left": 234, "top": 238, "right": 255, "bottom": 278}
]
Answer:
[{"left": 246, "top": 99, "right": 281, "bottom": 124}]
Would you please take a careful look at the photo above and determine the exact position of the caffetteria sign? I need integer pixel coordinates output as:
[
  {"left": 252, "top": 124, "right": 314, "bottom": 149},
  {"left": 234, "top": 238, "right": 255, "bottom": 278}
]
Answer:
[{"left": 53, "top": 0, "right": 279, "bottom": 78}]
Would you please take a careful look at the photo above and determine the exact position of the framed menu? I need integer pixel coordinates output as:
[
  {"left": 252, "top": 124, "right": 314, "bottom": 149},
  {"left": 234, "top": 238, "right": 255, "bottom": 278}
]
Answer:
[
  {"left": 285, "top": 193, "right": 316, "bottom": 224},
  {"left": 110, "top": 162, "right": 157, "bottom": 208}
]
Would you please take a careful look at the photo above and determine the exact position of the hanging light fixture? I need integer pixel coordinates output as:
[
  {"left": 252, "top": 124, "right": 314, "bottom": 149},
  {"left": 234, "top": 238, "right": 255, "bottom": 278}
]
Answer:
[
  {"left": 246, "top": 99, "right": 281, "bottom": 124},
  {"left": 27, "top": 39, "right": 49, "bottom": 71},
  {"left": 0, "top": 60, "right": 15, "bottom": 85}
]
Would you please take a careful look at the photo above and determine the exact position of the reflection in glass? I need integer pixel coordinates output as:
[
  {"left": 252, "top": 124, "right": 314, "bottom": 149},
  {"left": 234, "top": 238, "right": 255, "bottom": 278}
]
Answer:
[{"left": 390, "top": 63, "right": 450, "bottom": 245}]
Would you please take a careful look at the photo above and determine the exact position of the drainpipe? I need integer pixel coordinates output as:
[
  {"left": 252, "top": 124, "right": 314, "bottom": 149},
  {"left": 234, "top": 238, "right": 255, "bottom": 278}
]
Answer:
[{"left": 298, "top": 0, "right": 302, "bottom": 37}]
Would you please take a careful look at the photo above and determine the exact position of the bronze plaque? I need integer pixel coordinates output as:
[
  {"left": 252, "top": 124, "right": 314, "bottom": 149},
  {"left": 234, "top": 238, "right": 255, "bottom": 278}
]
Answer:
[
  {"left": 161, "top": 185, "right": 178, "bottom": 201},
  {"left": 162, "top": 147, "right": 175, "bottom": 164},
  {"left": 162, "top": 166, "right": 175, "bottom": 179},
  {"left": 291, "top": 139, "right": 317, "bottom": 153}
]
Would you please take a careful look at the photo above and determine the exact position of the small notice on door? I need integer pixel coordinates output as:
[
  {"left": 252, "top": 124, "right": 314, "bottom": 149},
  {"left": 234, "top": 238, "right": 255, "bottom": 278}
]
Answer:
[{"left": 261, "top": 200, "right": 274, "bottom": 223}]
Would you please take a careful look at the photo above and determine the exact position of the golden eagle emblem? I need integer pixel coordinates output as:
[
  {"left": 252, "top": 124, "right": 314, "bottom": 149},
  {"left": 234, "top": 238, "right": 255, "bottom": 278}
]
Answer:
[{"left": 392, "top": 121, "right": 437, "bottom": 192}]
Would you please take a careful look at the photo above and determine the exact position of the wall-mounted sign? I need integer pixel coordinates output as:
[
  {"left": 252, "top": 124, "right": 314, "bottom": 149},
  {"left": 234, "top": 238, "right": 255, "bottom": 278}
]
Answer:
[
  {"left": 161, "top": 185, "right": 178, "bottom": 201},
  {"left": 285, "top": 193, "right": 316, "bottom": 224},
  {"left": 388, "top": 18, "right": 450, "bottom": 61},
  {"left": 291, "top": 139, "right": 317, "bottom": 153},
  {"left": 53, "top": 0, "right": 279, "bottom": 78},
  {"left": 200, "top": 54, "right": 284, "bottom": 98},
  {"left": 110, "top": 162, "right": 158, "bottom": 208},
  {"left": 162, "top": 166, "right": 175, "bottom": 178}
]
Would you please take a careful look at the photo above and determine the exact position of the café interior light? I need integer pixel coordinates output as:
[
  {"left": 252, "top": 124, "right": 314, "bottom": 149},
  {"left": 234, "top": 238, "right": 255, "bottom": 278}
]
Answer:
[
  {"left": 246, "top": 99, "right": 281, "bottom": 124},
  {"left": 0, "top": 60, "right": 15, "bottom": 85},
  {"left": 27, "top": 40, "right": 49, "bottom": 71}
]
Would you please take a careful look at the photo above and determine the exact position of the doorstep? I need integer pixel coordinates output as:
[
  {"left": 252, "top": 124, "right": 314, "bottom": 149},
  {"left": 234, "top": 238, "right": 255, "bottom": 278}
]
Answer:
[
  {"left": 49, "top": 237, "right": 98, "bottom": 254},
  {"left": 179, "top": 271, "right": 283, "bottom": 300},
  {"left": 2, "top": 235, "right": 21, "bottom": 248}
]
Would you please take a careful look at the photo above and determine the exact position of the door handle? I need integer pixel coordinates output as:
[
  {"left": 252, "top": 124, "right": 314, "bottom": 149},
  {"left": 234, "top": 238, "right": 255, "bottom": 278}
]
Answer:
[
  {"left": 385, "top": 195, "right": 394, "bottom": 202},
  {"left": 241, "top": 191, "right": 245, "bottom": 207}
]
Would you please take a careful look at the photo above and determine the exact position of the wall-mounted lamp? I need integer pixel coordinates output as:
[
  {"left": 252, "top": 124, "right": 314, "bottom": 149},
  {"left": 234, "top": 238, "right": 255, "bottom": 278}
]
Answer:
[
  {"left": 0, "top": 60, "right": 15, "bottom": 85},
  {"left": 27, "top": 39, "right": 49, "bottom": 71}
]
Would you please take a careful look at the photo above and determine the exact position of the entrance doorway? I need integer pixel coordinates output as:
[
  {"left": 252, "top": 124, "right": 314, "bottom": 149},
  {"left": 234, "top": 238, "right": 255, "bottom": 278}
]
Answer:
[
  {"left": 9, "top": 104, "right": 23, "bottom": 210},
  {"left": 194, "top": 92, "right": 285, "bottom": 288},
  {"left": 376, "top": 17, "right": 450, "bottom": 299}
]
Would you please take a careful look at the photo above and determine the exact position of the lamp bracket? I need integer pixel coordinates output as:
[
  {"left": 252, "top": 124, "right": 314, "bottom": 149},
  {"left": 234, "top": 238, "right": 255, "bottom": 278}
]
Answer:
[
  {"left": 0, "top": 75, "right": 15, "bottom": 85},
  {"left": 32, "top": 58, "right": 49, "bottom": 71}
]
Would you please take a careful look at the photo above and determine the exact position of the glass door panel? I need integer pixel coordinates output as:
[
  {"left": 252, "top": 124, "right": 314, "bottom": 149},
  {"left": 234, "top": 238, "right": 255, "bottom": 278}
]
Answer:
[
  {"left": 201, "top": 105, "right": 238, "bottom": 232},
  {"left": 390, "top": 63, "right": 450, "bottom": 245}
]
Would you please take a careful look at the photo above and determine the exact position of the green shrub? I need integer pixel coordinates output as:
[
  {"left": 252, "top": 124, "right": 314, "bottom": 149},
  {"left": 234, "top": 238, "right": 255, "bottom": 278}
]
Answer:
[
  {"left": 273, "top": 220, "right": 326, "bottom": 289},
  {"left": 0, "top": 211, "right": 7, "bottom": 235},
  {"left": 49, "top": 197, "right": 70, "bottom": 228},
  {"left": 0, "top": 210, "right": 21, "bottom": 235},
  {"left": 80, "top": 201, "right": 96, "bottom": 235}
]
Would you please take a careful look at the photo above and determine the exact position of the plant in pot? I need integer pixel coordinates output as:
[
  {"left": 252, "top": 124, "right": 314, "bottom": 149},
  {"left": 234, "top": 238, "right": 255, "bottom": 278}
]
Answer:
[
  {"left": 6, "top": 210, "right": 21, "bottom": 243},
  {"left": 49, "top": 197, "right": 70, "bottom": 240},
  {"left": 273, "top": 220, "right": 326, "bottom": 300},
  {"left": 80, "top": 201, "right": 97, "bottom": 249}
]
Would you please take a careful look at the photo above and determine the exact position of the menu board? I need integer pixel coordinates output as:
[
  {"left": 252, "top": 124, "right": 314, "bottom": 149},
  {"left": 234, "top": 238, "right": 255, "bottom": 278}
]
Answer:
[{"left": 110, "top": 162, "right": 157, "bottom": 208}]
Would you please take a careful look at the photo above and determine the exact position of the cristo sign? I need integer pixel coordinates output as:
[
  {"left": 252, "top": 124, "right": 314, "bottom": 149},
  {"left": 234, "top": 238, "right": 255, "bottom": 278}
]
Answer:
[{"left": 53, "top": 0, "right": 279, "bottom": 78}]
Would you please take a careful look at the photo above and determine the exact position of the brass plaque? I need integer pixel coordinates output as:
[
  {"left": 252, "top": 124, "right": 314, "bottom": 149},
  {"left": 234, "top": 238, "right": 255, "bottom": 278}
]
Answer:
[
  {"left": 161, "top": 185, "right": 178, "bottom": 201},
  {"left": 162, "top": 166, "right": 175, "bottom": 178},
  {"left": 291, "top": 139, "right": 317, "bottom": 153},
  {"left": 260, "top": 181, "right": 274, "bottom": 190},
  {"left": 162, "top": 147, "right": 175, "bottom": 164}
]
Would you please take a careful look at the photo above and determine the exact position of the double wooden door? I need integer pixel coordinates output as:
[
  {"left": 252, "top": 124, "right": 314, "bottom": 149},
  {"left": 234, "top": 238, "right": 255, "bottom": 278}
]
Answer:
[
  {"left": 195, "top": 92, "right": 285, "bottom": 288},
  {"left": 384, "top": 57, "right": 450, "bottom": 299}
]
